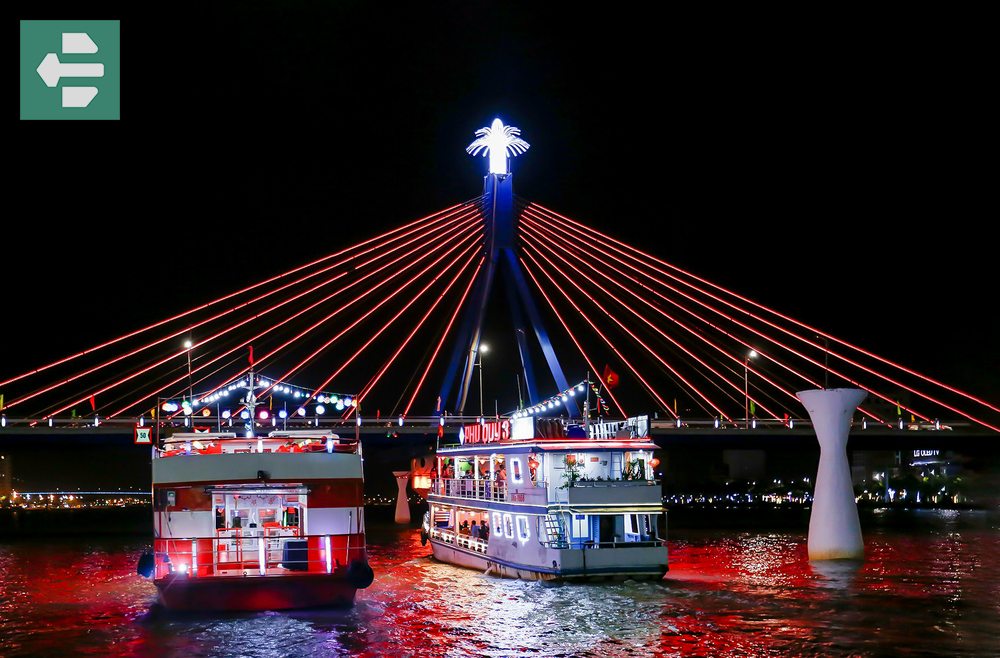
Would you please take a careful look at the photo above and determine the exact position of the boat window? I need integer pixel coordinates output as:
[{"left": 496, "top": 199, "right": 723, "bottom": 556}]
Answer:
[
  {"left": 492, "top": 512, "right": 503, "bottom": 536},
  {"left": 503, "top": 513, "right": 514, "bottom": 539},
  {"left": 516, "top": 515, "right": 530, "bottom": 543},
  {"left": 511, "top": 458, "right": 523, "bottom": 484}
]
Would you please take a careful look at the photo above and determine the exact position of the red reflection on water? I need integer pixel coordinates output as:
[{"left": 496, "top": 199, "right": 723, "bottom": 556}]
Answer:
[{"left": 2, "top": 516, "right": 999, "bottom": 657}]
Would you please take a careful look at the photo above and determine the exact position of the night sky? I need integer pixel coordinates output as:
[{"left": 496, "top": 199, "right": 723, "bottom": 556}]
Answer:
[{"left": 7, "top": 5, "right": 997, "bottom": 488}]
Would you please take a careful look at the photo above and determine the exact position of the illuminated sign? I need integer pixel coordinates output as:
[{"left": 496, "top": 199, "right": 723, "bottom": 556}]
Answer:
[
  {"left": 134, "top": 426, "right": 152, "bottom": 445},
  {"left": 913, "top": 449, "right": 940, "bottom": 458},
  {"left": 461, "top": 419, "right": 510, "bottom": 444},
  {"left": 511, "top": 415, "right": 535, "bottom": 441}
]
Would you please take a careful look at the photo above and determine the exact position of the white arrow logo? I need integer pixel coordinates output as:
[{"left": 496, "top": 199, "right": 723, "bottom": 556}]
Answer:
[{"left": 35, "top": 32, "right": 104, "bottom": 109}]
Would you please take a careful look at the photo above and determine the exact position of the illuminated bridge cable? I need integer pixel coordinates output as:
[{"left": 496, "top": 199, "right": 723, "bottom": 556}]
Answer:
[
  {"left": 7, "top": 203, "right": 483, "bottom": 415},
  {"left": 521, "top": 207, "right": 967, "bottom": 429},
  {"left": 307, "top": 244, "right": 483, "bottom": 411},
  {"left": 522, "top": 208, "right": 891, "bottom": 425},
  {"left": 403, "top": 258, "right": 486, "bottom": 417},
  {"left": 529, "top": 206, "right": 982, "bottom": 430},
  {"left": 523, "top": 252, "right": 669, "bottom": 416},
  {"left": 252, "top": 229, "right": 485, "bottom": 411},
  {"left": 520, "top": 238, "right": 729, "bottom": 420},
  {"left": 521, "top": 222, "right": 750, "bottom": 421},
  {"left": 521, "top": 214, "right": 808, "bottom": 421},
  {"left": 135, "top": 217, "right": 484, "bottom": 421},
  {"left": 520, "top": 223, "right": 753, "bottom": 420},
  {"left": 359, "top": 256, "right": 484, "bottom": 408},
  {"left": 527, "top": 202, "right": 1000, "bottom": 427},
  {"left": 187, "top": 219, "right": 484, "bottom": 421},
  {"left": 104, "top": 217, "right": 483, "bottom": 420},
  {"left": 519, "top": 257, "right": 627, "bottom": 418},
  {"left": 0, "top": 198, "right": 482, "bottom": 389}
]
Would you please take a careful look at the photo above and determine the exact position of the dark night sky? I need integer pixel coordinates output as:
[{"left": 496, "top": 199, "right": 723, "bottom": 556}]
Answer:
[{"left": 8, "top": 5, "right": 997, "bottom": 435}]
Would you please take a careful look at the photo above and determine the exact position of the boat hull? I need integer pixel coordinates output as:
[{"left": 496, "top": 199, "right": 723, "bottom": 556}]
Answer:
[
  {"left": 428, "top": 538, "right": 666, "bottom": 582},
  {"left": 154, "top": 573, "right": 357, "bottom": 611}
]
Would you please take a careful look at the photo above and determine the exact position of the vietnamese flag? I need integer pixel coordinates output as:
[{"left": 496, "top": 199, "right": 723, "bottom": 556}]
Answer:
[
  {"left": 89, "top": 394, "right": 96, "bottom": 411},
  {"left": 601, "top": 364, "right": 620, "bottom": 390},
  {"left": 248, "top": 345, "right": 255, "bottom": 366}
]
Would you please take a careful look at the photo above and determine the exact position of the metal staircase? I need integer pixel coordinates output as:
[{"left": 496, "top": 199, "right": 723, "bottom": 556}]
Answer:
[{"left": 542, "top": 513, "right": 569, "bottom": 549}]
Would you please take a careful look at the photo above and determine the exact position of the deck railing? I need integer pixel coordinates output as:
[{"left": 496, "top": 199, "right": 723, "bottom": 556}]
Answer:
[
  {"left": 430, "top": 477, "right": 549, "bottom": 502},
  {"left": 430, "top": 527, "right": 489, "bottom": 555},
  {"left": 153, "top": 533, "right": 364, "bottom": 579}
]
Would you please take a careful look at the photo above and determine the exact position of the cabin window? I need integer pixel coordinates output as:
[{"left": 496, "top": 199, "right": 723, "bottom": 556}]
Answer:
[
  {"left": 503, "top": 513, "right": 514, "bottom": 539},
  {"left": 516, "top": 515, "right": 530, "bottom": 543},
  {"left": 511, "top": 458, "right": 523, "bottom": 484},
  {"left": 492, "top": 512, "right": 503, "bottom": 536}
]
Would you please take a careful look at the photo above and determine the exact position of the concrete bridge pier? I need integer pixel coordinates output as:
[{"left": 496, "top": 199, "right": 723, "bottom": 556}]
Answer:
[
  {"left": 797, "top": 388, "right": 866, "bottom": 561},
  {"left": 393, "top": 470, "right": 411, "bottom": 524}
]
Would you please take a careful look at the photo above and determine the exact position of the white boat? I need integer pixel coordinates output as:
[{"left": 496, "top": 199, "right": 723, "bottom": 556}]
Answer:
[{"left": 422, "top": 415, "right": 667, "bottom": 580}]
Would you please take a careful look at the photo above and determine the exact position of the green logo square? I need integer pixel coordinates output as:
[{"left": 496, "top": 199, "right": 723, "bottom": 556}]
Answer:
[{"left": 20, "top": 20, "right": 120, "bottom": 120}]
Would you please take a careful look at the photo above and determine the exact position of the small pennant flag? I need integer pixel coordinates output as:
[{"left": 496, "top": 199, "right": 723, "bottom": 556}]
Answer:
[
  {"left": 248, "top": 345, "right": 255, "bottom": 366},
  {"left": 0, "top": 393, "right": 4, "bottom": 411},
  {"left": 910, "top": 414, "right": 915, "bottom": 423},
  {"left": 896, "top": 400, "right": 901, "bottom": 417},
  {"left": 750, "top": 400, "right": 756, "bottom": 416},
  {"left": 89, "top": 394, "right": 97, "bottom": 412},
  {"left": 673, "top": 398, "right": 678, "bottom": 415},
  {"left": 71, "top": 408, "right": 78, "bottom": 418}
]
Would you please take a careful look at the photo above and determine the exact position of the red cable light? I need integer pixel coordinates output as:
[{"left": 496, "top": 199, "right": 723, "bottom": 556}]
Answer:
[
  {"left": 521, "top": 227, "right": 739, "bottom": 421},
  {"left": 519, "top": 256, "right": 628, "bottom": 418},
  {"left": 359, "top": 256, "right": 483, "bottom": 404},
  {"left": 105, "top": 219, "right": 484, "bottom": 419},
  {"left": 258, "top": 232, "right": 485, "bottom": 412},
  {"left": 1, "top": 199, "right": 482, "bottom": 389},
  {"left": 528, "top": 203, "right": 998, "bottom": 430},
  {"left": 530, "top": 201, "right": 1000, "bottom": 416},
  {"left": 403, "top": 260, "right": 485, "bottom": 416},
  {"left": 8, "top": 205, "right": 483, "bottom": 414}
]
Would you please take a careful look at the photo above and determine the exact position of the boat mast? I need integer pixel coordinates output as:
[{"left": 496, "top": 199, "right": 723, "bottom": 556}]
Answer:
[{"left": 243, "top": 367, "right": 258, "bottom": 438}]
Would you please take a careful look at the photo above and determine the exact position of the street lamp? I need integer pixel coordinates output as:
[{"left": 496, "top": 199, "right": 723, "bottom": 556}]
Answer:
[
  {"left": 744, "top": 349, "right": 757, "bottom": 429},
  {"left": 476, "top": 344, "right": 489, "bottom": 417},
  {"left": 183, "top": 339, "right": 193, "bottom": 402}
]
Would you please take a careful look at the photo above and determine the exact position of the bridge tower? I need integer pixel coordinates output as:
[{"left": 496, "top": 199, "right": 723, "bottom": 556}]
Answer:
[{"left": 438, "top": 119, "right": 576, "bottom": 415}]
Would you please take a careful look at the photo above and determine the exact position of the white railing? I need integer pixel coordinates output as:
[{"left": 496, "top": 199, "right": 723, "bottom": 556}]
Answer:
[{"left": 430, "top": 527, "right": 489, "bottom": 554}]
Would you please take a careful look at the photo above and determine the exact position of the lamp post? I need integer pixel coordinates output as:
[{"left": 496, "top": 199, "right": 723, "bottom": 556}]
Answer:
[
  {"left": 744, "top": 349, "right": 757, "bottom": 429},
  {"left": 476, "top": 344, "right": 489, "bottom": 417},
  {"left": 183, "top": 339, "right": 194, "bottom": 402}
]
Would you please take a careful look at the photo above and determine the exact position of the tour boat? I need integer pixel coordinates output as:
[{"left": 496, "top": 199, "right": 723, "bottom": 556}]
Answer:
[
  {"left": 138, "top": 421, "right": 373, "bottom": 611},
  {"left": 422, "top": 414, "right": 667, "bottom": 580}
]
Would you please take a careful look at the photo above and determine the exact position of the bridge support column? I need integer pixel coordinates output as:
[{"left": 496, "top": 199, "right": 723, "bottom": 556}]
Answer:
[
  {"left": 393, "top": 470, "right": 411, "bottom": 524},
  {"left": 797, "top": 388, "right": 866, "bottom": 561}
]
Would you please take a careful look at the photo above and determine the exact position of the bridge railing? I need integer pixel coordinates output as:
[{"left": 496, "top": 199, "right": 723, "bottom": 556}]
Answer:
[{"left": 0, "top": 414, "right": 959, "bottom": 433}]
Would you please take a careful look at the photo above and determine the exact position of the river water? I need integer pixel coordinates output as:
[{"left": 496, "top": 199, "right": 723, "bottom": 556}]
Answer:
[{"left": 1, "top": 509, "right": 998, "bottom": 657}]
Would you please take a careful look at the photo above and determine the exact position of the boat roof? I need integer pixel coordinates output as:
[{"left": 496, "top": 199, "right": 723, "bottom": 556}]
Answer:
[{"left": 437, "top": 438, "right": 657, "bottom": 457}]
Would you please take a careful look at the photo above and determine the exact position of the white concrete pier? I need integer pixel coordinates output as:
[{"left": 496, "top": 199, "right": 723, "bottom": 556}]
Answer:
[
  {"left": 797, "top": 388, "right": 866, "bottom": 561},
  {"left": 393, "top": 470, "right": 411, "bottom": 524}
]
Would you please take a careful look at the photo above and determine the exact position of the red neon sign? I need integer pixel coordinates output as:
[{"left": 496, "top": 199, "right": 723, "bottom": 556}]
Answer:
[{"left": 462, "top": 419, "right": 510, "bottom": 444}]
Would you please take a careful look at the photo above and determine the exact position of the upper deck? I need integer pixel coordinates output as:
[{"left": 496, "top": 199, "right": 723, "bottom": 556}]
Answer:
[
  {"left": 152, "top": 431, "right": 362, "bottom": 485},
  {"left": 429, "top": 416, "right": 662, "bottom": 511}
]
